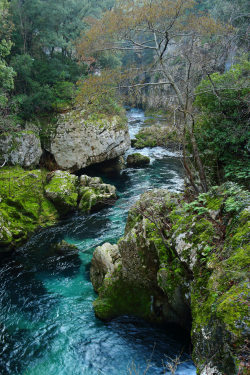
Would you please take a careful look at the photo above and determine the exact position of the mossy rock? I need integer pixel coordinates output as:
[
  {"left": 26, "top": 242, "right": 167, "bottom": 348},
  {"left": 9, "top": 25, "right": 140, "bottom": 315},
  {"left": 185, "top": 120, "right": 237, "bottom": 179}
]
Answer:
[
  {"left": 90, "top": 183, "right": 250, "bottom": 374},
  {"left": 78, "top": 175, "right": 117, "bottom": 213},
  {"left": 94, "top": 278, "right": 152, "bottom": 321},
  {"left": 126, "top": 153, "right": 150, "bottom": 168},
  {"left": 52, "top": 240, "right": 79, "bottom": 255},
  {"left": 0, "top": 167, "right": 58, "bottom": 252},
  {"left": 133, "top": 125, "right": 181, "bottom": 150},
  {"left": 44, "top": 170, "right": 78, "bottom": 216}
]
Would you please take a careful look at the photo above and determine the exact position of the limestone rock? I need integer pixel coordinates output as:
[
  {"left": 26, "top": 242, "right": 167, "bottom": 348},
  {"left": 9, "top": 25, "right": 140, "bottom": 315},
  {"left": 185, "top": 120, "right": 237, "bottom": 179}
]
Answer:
[
  {"left": 50, "top": 110, "right": 130, "bottom": 171},
  {"left": 79, "top": 175, "right": 117, "bottom": 213},
  {"left": 52, "top": 240, "right": 79, "bottom": 255},
  {"left": 90, "top": 183, "right": 250, "bottom": 374},
  {"left": 126, "top": 153, "right": 150, "bottom": 167},
  {"left": 44, "top": 170, "right": 78, "bottom": 215},
  {"left": 90, "top": 243, "right": 121, "bottom": 292},
  {"left": 0, "top": 131, "right": 42, "bottom": 168}
]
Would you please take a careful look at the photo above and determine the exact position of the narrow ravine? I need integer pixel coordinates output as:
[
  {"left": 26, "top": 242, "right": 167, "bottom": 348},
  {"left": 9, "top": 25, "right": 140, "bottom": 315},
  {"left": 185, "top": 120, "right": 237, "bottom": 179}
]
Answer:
[{"left": 0, "top": 109, "right": 196, "bottom": 375}]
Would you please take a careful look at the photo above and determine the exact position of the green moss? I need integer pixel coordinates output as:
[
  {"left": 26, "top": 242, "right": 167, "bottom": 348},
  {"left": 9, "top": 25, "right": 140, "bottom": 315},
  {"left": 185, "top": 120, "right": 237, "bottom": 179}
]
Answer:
[
  {"left": 133, "top": 125, "right": 180, "bottom": 149},
  {"left": 94, "top": 278, "right": 152, "bottom": 321},
  {"left": 0, "top": 167, "right": 58, "bottom": 249},
  {"left": 44, "top": 171, "right": 78, "bottom": 215},
  {"left": 79, "top": 188, "right": 97, "bottom": 213},
  {"left": 217, "top": 282, "right": 249, "bottom": 337}
]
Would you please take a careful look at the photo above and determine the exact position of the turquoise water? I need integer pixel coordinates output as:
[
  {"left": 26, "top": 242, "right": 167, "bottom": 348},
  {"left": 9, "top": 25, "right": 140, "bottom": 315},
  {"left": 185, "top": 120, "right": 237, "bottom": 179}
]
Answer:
[{"left": 0, "top": 109, "right": 196, "bottom": 375}]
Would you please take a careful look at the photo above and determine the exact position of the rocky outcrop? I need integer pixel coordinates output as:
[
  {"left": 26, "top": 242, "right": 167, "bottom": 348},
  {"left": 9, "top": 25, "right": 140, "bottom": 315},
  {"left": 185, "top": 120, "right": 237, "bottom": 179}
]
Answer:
[
  {"left": 90, "top": 183, "right": 249, "bottom": 375},
  {"left": 79, "top": 175, "right": 117, "bottom": 213},
  {"left": 0, "top": 131, "right": 42, "bottom": 168},
  {"left": 126, "top": 153, "right": 150, "bottom": 167},
  {"left": 50, "top": 109, "right": 130, "bottom": 171},
  {"left": 132, "top": 124, "right": 181, "bottom": 150},
  {"left": 0, "top": 168, "right": 117, "bottom": 252},
  {"left": 44, "top": 171, "right": 117, "bottom": 216},
  {"left": 45, "top": 170, "right": 79, "bottom": 215},
  {"left": 90, "top": 243, "right": 121, "bottom": 292},
  {"left": 0, "top": 167, "right": 58, "bottom": 252},
  {"left": 51, "top": 240, "right": 79, "bottom": 255}
]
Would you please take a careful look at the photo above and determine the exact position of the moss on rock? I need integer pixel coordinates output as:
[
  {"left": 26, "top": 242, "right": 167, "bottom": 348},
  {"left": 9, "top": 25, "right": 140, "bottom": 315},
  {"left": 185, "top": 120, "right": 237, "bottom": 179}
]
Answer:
[
  {"left": 90, "top": 183, "right": 250, "bottom": 374},
  {"left": 126, "top": 153, "right": 150, "bottom": 167},
  {"left": 44, "top": 170, "right": 78, "bottom": 215},
  {"left": 0, "top": 167, "right": 58, "bottom": 251},
  {"left": 132, "top": 125, "right": 181, "bottom": 150},
  {"left": 78, "top": 175, "right": 117, "bottom": 213},
  {"left": 94, "top": 278, "right": 152, "bottom": 321}
]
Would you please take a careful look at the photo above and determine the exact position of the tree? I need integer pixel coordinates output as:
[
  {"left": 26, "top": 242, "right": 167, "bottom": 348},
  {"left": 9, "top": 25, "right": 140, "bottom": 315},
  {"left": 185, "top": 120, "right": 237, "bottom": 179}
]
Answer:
[
  {"left": 194, "top": 59, "right": 250, "bottom": 185},
  {"left": 7, "top": 0, "right": 116, "bottom": 119},
  {"left": 77, "top": 0, "right": 232, "bottom": 193},
  {"left": 0, "top": 0, "right": 15, "bottom": 110}
]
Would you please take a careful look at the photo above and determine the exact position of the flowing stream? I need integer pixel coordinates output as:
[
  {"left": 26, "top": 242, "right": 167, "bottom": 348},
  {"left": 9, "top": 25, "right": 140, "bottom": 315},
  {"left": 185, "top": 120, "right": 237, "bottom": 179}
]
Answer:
[{"left": 0, "top": 109, "right": 196, "bottom": 375}]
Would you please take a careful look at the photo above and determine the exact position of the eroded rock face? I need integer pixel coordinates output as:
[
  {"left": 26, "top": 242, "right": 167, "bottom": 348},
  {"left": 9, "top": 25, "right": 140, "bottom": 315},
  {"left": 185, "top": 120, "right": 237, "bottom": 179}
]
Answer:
[
  {"left": 0, "top": 131, "right": 42, "bottom": 168},
  {"left": 90, "top": 243, "right": 121, "bottom": 292},
  {"left": 50, "top": 110, "right": 130, "bottom": 171},
  {"left": 90, "top": 184, "right": 250, "bottom": 375}
]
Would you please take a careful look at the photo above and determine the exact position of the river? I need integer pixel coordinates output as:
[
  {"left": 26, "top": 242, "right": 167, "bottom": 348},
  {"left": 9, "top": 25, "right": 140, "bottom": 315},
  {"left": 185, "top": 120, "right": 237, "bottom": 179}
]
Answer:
[{"left": 0, "top": 109, "right": 196, "bottom": 375}]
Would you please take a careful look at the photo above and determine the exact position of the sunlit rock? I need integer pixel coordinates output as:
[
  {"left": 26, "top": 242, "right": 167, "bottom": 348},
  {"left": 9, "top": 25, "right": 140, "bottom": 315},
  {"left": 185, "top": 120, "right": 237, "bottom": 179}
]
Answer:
[{"left": 50, "top": 109, "right": 130, "bottom": 171}]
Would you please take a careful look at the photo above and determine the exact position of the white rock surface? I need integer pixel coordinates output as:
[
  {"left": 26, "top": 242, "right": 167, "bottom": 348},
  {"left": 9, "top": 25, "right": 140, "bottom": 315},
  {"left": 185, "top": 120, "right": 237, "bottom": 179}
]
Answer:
[
  {"left": 50, "top": 110, "right": 130, "bottom": 171},
  {"left": 90, "top": 243, "right": 121, "bottom": 292},
  {"left": 200, "top": 364, "right": 222, "bottom": 375},
  {"left": 0, "top": 131, "right": 42, "bottom": 167}
]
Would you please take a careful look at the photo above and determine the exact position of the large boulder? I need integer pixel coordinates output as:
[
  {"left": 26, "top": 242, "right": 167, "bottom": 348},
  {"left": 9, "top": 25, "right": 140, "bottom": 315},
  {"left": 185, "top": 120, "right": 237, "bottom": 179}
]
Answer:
[
  {"left": 0, "top": 131, "right": 42, "bottom": 168},
  {"left": 50, "top": 109, "right": 130, "bottom": 171},
  {"left": 126, "top": 153, "right": 150, "bottom": 167},
  {"left": 79, "top": 175, "right": 117, "bottom": 213},
  {"left": 90, "top": 183, "right": 250, "bottom": 375},
  {"left": 90, "top": 243, "right": 121, "bottom": 292},
  {"left": 44, "top": 170, "right": 79, "bottom": 216},
  {"left": 44, "top": 171, "right": 117, "bottom": 216}
]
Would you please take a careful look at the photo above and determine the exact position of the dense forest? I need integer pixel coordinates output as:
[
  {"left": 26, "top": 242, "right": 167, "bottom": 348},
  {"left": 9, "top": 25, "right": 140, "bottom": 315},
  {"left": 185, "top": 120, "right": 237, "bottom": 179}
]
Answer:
[{"left": 0, "top": 1, "right": 249, "bottom": 374}]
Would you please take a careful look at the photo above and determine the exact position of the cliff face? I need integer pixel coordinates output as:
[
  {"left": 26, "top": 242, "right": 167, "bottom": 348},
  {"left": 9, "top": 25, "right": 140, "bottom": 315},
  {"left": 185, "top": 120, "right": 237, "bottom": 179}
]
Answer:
[
  {"left": 90, "top": 184, "right": 249, "bottom": 375},
  {"left": 0, "top": 130, "right": 42, "bottom": 168},
  {"left": 50, "top": 110, "right": 130, "bottom": 171}
]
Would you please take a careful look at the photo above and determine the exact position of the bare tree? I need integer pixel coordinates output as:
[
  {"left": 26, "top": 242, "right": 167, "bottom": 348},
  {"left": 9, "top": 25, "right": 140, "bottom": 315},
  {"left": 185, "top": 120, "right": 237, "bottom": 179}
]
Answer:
[{"left": 77, "top": 0, "right": 233, "bottom": 193}]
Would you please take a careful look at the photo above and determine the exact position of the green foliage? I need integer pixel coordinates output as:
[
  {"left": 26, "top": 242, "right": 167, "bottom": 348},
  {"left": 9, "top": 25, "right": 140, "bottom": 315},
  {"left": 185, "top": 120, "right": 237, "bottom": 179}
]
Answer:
[
  {"left": 194, "top": 60, "right": 250, "bottom": 186},
  {"left": 5, "top": 0, "right": 115, "bottom": 119},
  {"left": 76, "top": 71, "right": 125, "bottom": 116},
  {"left": 0, "top": 0, "right": 15, "bottom": 109}
]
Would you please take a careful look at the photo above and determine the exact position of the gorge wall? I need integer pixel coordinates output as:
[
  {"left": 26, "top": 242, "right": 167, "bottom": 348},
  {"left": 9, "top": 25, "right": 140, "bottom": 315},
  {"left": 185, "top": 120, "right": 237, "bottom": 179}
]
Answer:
[{"left": 91, "top": 184, "right": 250, "bottom": 375}]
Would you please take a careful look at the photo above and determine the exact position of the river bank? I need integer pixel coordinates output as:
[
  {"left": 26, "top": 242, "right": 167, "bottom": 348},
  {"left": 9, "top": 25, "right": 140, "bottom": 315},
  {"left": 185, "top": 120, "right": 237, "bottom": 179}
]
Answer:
[{"left": 0, "top": 109, "right": 196, "bottom": 375}]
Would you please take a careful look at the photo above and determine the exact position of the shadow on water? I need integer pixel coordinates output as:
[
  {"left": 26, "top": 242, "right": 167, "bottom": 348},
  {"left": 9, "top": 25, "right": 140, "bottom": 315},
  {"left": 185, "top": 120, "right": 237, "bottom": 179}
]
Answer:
[{"left": 0, "top": 108, "right": 195, "bottom": 375}]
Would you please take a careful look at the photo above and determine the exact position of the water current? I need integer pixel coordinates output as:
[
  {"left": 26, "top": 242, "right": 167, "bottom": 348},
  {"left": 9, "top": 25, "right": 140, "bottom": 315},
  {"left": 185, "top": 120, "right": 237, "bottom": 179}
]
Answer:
[{"left": 0, "top": 109, "right": 196, "bottom": 375}]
